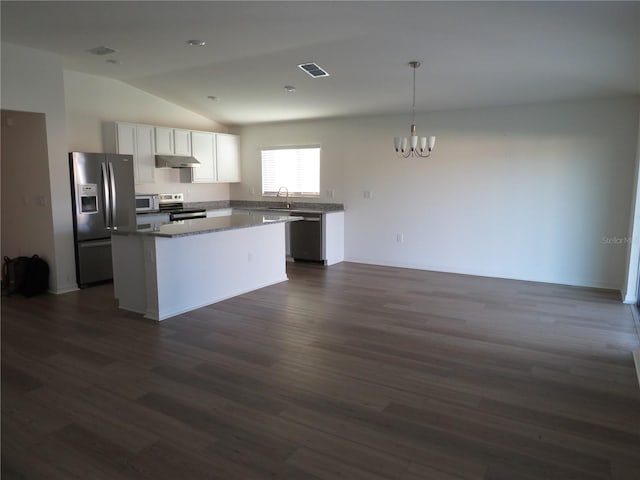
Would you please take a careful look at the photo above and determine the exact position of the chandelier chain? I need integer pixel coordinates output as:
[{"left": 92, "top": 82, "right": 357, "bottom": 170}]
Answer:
[{"left": 412, "top": 63, "right": 416, "bottom": 126}]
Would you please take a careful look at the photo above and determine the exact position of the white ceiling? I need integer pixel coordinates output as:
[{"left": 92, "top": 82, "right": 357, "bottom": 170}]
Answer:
[{"left": 2, "top": 1, "right": 639, "bottom": 126}]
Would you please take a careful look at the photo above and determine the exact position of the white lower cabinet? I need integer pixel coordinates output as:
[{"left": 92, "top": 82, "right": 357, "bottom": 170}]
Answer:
[
  {"left": 206, "top": 208, "right": 233, "bottom": 218},
  {"left": 323, "top": 211, "right": 345, "bottom": 266}
]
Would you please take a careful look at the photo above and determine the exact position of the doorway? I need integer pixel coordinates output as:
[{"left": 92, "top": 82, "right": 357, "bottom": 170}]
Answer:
[{"left": 1, "top": 110, "right": 55, "bottom": 263}]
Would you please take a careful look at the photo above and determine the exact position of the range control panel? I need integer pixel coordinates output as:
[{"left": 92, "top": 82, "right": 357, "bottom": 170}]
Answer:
[{"left": 159, "top": 193, "right": 184, "bottom": 204}]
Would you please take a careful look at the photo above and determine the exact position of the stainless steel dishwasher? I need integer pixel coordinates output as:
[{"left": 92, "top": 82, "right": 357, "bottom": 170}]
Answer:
[{"left": 290, "top": 212, "right": 323, "bottom": 262}]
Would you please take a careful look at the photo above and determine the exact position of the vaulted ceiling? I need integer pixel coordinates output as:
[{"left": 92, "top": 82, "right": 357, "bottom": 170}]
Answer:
[{"left": 2, "top": 1, "right": 639, "bottom": 125}]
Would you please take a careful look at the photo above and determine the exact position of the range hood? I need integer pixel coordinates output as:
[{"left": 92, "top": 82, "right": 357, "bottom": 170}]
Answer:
[{"left": 155, "top": 155, "right": 201, "bottom": 168}]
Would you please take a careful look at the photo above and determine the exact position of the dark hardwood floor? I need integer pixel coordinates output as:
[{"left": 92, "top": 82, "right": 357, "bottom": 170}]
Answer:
[{"left": 2, "top": 261, "right": 639, "bottom": 479}]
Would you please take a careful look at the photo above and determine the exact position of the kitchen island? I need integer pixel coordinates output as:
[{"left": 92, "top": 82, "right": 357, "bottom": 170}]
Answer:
[{"left": 111, "top": 213, "right": 299, "bottom": 321}]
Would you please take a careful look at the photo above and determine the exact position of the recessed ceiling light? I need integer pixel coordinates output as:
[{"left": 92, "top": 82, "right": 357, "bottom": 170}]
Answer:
[
  {"left": 207, "top": 96, "right": 219, "bottom": 101},
  {"left": 187, "top": 39, "right": 206, "bottom": 47},
  {"left": 87, "top": 45, "right": 118, "bottom": 56},
  {"left": 283, "top": 85, "right": 297, "bottom": 93}
]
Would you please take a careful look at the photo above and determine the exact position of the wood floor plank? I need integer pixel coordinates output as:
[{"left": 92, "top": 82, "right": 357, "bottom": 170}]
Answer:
[
  {"left": 285, "top": 447, "right": 391, "bottom": 480},
  {"left": 2, "top": 261, "right": 639, "bottom": 479},
  {"left": 383, "top": 401, "right": 612, "bottom": 477}
]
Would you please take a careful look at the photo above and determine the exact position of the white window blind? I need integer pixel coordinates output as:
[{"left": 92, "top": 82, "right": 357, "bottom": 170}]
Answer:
[{"left": 261, "top": 146, "right": 320, "bottom": 197}]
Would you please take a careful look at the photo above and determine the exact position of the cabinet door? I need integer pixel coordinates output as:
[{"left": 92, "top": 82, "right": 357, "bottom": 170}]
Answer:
[
  {"left": 115, "top": 123, "right": 142, "bottom": 182},
  {"left": 216, "top": 133, "right": 241, "bottom": 183},
  {"left": 115, "top": 123, "right": 155, "bottom": 184},
  {"left": 116, "top": 123, "right": 136, "bottom": 155},
  {"left": 135, "top": 125, "right": 156, "bottom": 184},
  {"left": 155, "top": 127, "right": 174, "bottom": 154},
  {"left": 173, "top": 129, "right": 191, "bottom": 156},
  {"left": 190, "top": 131, "right": 216, "bottom": 183}
]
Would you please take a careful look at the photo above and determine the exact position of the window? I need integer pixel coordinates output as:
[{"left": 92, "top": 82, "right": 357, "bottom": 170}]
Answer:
[{"left": 261, "top": 146, "right": 320, "bottom": 197}]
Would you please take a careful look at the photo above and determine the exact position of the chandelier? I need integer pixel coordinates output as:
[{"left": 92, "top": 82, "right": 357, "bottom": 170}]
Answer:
[{"left": 394, "top": 61, "right": 436, "bottom": 158}]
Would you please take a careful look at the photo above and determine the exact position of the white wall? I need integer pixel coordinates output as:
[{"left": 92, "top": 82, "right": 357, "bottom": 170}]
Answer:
[
  {"left": 64, "top": 70, "right": 230, "bottom": 202},
  {"left": 1, "top": 42, "right": 76, "bottom": 293},
  {"left": 233, "top": 97, "right": 640, "bottom": 290}
]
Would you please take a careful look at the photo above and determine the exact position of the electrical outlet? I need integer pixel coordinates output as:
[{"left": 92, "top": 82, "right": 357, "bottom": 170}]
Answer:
[
  {"left": 326, "top": 189, "right": 335, "bottom": 199},
  {"left": 251, "top": 187, "right": 256, "bottom": 196},
  {"left": 364, "top": 190, "right": 372, "bottom": 199},
  {"left": 396, "top": 233, "right": 404, "bottom": 243}
]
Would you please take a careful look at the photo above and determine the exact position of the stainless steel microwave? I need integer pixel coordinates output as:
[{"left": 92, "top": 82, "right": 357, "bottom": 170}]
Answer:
[{"left": 135, "top": 194, "right": 160, "bottom": 213}]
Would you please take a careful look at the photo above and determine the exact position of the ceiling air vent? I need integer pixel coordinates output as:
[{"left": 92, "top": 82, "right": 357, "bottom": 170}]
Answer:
[
  {"left": 298, "top": 62, "right": 330, "bottom": 78},
  {"left": 87, "top": 45, "right": 118, "bottom": 56}
]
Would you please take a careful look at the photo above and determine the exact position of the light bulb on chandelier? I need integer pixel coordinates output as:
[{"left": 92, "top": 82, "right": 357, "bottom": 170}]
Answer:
[{"left": 394, "top": 61, "right": 436, "bottom": 158}]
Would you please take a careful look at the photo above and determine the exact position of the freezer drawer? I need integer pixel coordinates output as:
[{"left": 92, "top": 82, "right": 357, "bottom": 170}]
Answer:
[{"left": 75, "top": 239, "right": 113, "bottom": 287}]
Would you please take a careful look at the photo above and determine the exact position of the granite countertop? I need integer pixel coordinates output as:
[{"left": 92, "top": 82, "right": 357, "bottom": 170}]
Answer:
[
  {"left": 115, "top": 213, "right": 300, "bottom": 238},
  {"left": 188, "top": 200, "right": 344, "bottom": 213}
]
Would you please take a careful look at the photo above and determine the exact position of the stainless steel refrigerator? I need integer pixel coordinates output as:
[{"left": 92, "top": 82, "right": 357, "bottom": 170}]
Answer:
[{"left": 69, "top": 152, "right": 136, "bottom": 287}]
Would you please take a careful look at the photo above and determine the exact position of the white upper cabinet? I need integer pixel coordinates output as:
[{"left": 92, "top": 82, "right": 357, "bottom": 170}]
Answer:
[
  {"left": 135, "top": 125, "right": 156, "bottom": 184},
  {"left": 189, "top": 132, "right": 241, "bottom": 183},
  {"left": 107, "top": 122, "right": 235, "bottom": 184},
  {"left": 216, "top": 133, "right": 241, "bottom": 183},
  {"left": 114, "top": 122, "right": 155, "bottom": 184},
  {"left": 173, "top": 129, "right": 192, "bottom": 156},
  {"left": 154, "top": 127, "right": 174, "bottom": 155},
  {"left": 155, "top": 127, "right": 191, "bottom": 156},
  {"left": 115, "top": 122, "right": 136, "bottom": 156},
  {"left": 190, "top": 131, "right": 217, "bottom": 183}
]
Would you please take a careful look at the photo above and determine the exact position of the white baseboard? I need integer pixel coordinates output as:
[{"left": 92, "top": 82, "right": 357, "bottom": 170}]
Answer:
[{"left": 51, "top": 285, "right": 79, "bottom": 295}]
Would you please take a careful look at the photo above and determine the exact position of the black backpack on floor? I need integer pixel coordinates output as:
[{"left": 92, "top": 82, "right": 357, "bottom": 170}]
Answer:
[{"left": 2, "top": 255, "right": 49, "bottom": 297}]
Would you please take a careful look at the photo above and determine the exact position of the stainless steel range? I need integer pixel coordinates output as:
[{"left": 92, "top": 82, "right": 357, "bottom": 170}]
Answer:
[{"left": 158, "top": 193, "right": 206, "bottom": 221}]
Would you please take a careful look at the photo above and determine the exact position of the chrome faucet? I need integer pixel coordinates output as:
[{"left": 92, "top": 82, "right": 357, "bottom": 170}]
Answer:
[{"left": 276, "top": 186, "right": 291, "bottom": 208}]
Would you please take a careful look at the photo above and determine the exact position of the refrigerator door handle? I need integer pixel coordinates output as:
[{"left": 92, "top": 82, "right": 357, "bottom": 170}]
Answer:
[
  {"left": 108, "top": 162, "right": 117, "bottom": 226},
  {"left": 101, "top": 162, "right": 111, "bottom": 228}
]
